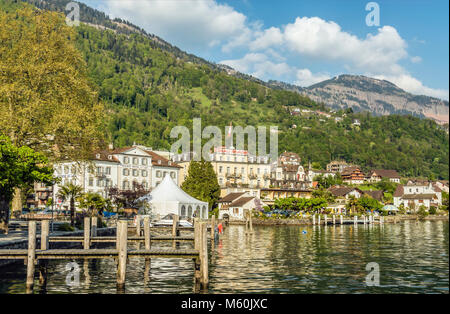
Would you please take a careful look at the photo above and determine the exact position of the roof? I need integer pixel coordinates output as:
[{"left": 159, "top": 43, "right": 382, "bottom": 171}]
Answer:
[
  {"left": 369, "top": 169, "right": 400, "bottom": 178},
  {"left": 341, "top": 166, "right": 361, "bottom": 176},
  {"left": 93, "top": 150, "right": 120, "bottom": 163},
  {"left": 143, "top": 175, "right": 208, "bottom": 205},
  {"left": 401, "top": 194, "right": 437, "bottom": 200},
  {"left": 393, "top": 185, "right": 404, "bottom": 197},
  {"left": 230, "top": 197, "right": 256, "bottom": 207},
  {"left": 144, "top": 150, "right": 181, "bottom": 168},
  {"left": 364, "top": 190, "right": 384, "bottom": 201},
  {"left": 328, "top": 186, "right": 362, "bottom": 197},
  {"left": 218, "top": 192, "right": 246, "bottom": 203}
]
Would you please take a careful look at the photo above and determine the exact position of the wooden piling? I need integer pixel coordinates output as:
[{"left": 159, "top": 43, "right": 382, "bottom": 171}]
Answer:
[
  {"left": 117, "top": 220, "right": 128, "bottom": 289},
  {"left": 193, "top": 218, "right": 201, "bottom": 287},
  {"left": 136, "top": 215, "right": 141, "bottom": 236},
  {"left": 249, "top": 209, "right": 253, "bottom": 233},
  {"left": 340, "top": 215, "right": 343, "bottom": 225},
  {"left": 333, "top": 215, "right": 336, "bottom": 225},
  {"left": 318, "top": 215, "right": 321, "bottom": 226},
  {"left": 91, "top": 216, "right": 98, "bottom": 237},
  {"left": 144, "top": 216, "right": 151, "bottom": 250},
  {"left": 41, "top": 220, "right": 49, "bottom": 251},
  {"left": 210, "top": 215, "right": 216, "bottom": 239},
  {"left": 84, "top": 217, "right": 90, "bottom": 250},
  {"left": 199, "top": 222, "right": 208, "bottom": 289},
  {"left": 312, "top": 214, "right": 316, "bottom": 225},
  {"left": 26, "top": 221, "right": 36, "bottom": 291},
  {"left": 354, "top": 216, "right": 357, "bottom": 225},
  {"left": 324, "top": 214, "right": 327, "bottom": 226}
]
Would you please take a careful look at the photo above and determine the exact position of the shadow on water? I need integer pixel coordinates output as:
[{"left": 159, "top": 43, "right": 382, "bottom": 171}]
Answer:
[{"left": 0, "top": 221, "right": 448, "bottom": 294}]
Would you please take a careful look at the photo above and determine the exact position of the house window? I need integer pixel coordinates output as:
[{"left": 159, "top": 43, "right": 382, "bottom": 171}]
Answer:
[
  {"left": 123, "top": 169, "right": 129, "bottom": 176},
  {"left": 188, "top": 206, "right": 193, "bottom": 217},
  {"left": 105, "top": 167, "right": 111, "bottom": 175},
  {"left": 156, "top": 171, "right": 161, "bottom": 178},
  {"left": 202, "top": 206, "right": 207, "bottom": 219},
  {"left": 219, "top": 166, "right": 223, "bottom": 173},
  {"left": 96, "top": 179, "right": 101, "bottom": 187},
  {"left": 133, "top": 169, "right": 138, "bottom": 177},
  {"left": 64, "top": 166, "right": 69, "bottom": 174},
  {"left": 142, "top": 158, "right": 147, "bottom": 165},
  {"left": 123, "top": 157, "right": 129, "bottom": 164},
  {"left": 142, "top": 181, "right": 148, "bottom": 189},
  {"left": 133, "top": 157, "right": 138, "bottom": 165},
  {"left": 170, "top": 172, "right": 176, "bottom": 179},
  {"left": 219, "top": 178, "right": 223, "bottom": 185},
  {"left": 181, "top": 205, "right": 186, "bottom": 217},
  {"left": 142, "top": 170, "right": 148, "bottom": 177},
  {"left": 123, "top": 181, "right": 129, "bottom": 190},
  {"left": 88, "top": 178, "right": 93, "bottom": 187},
  {"left": 233, "top": 208, "right": 239, "bottom": 215}
]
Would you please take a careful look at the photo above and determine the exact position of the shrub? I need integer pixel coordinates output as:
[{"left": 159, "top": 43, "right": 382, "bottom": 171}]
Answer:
[
  {"left": 417, "top": 205, "right": 429, "bottom": 218},
  {"left": 57, "top": 223, "right": 74, "bottom": 232},
  {"left": 429, "top": 206, "right": 437, "bottom": 215}
]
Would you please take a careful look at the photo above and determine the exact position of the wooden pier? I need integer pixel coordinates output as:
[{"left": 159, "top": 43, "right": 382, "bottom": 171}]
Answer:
[
  {"left": 312, "top": 214, "right": 384, "bottom": 225},
  {"left": 0, "top": 216, "right": 213, "bottom": 293}
]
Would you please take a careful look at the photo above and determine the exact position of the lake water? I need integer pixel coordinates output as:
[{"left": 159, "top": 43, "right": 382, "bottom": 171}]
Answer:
[{"left": 0, "top": 220, "right": 448, "bottom": 294}]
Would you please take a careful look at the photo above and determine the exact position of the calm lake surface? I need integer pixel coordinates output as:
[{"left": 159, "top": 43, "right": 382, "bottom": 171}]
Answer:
[{"left": 0, "top": 220, "right": 448, "bottom": 294}]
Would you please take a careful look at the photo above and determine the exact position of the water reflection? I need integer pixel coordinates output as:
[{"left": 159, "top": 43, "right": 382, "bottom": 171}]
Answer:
[{"left": 0, "top": 221, "right": 448, "bottom": 294}]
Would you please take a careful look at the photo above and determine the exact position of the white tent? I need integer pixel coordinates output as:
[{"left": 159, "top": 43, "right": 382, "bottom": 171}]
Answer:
[{"left": 143, "top": 174, "right": 209, "bottom": 219}]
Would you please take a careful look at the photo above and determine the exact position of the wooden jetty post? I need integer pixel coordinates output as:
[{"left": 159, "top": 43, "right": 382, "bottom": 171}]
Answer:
[
  {"left": 26, "top": 221, "right": 37, "bottom": 292},
  {"left": 380, "top": 216, "right": 384, "bottom": 224},
  {"left": 369, "top": 215, "right": 373, "bottom": 224},
  {"left": 172, "top": 215, "right": 180, "bottom": 249},
  {"left": 199, "top": 221, "right": 208, "bottom": 289},
  {"left": 193, "top": 218, "right": 201, "bottom": 288},
  {"left": 136, "top": 215, "right": 141, "bottom": 236},
  {"left": 84, "top": 217, "right": 91, "bottom": 250},
  {"left": 210, "top": 215, "right": 216, "bottom": 239},
  {"left": 312, "top": 214, "right": 316, "bottom": 225},
  {"left": 39, "top": 220, "right": 49, "bottom": 286},
  {"left": 144, "top": 216, "right": 151, "bottom": 250},
  {"left": 324, "top": 214, "right": 327, "bottom": 226},
  {"left": 340, "top": 215, "right": 343, "bottom": 225},
  {"left": 363, "top": 215, "right": 366, "bottom": 225},
  {"left": 317, "top": 215, "right": 321, "bottom": 226},
  {"left": 354, "top": 216, "right": 357, "bottom": 225},
  {"left": 91, "top": 216, "right": 98, "bottom": 237},
  {"left": 117, "top": 220, "right": 128, "bottom": 290},
  {"left": 333, "top": 215, "right": 336, "bottom": 225}
]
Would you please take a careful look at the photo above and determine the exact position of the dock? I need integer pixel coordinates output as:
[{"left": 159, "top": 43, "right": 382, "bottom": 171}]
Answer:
[{"left": 0, "top": 215, "right": 219, "bottom": 293}]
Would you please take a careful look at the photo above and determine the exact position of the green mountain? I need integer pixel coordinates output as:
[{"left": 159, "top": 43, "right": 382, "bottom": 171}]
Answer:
[{"left": 1, "top": 0, "right": 449, "bottom": 180}]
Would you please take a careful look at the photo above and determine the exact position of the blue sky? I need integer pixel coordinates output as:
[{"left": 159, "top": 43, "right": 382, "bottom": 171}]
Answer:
[{"left": 80, "top": 0, "right": 449, "bottom": 100}]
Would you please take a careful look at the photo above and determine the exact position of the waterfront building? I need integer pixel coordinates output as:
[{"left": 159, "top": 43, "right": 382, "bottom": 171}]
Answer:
[
  {"left": 341, "top": 166, "right": 365, "bottom": 184},
  {"left": 217, "top": 192, "right": 267, "bottom": 220},
  {"left": 326, "top": 160, "right": 352, "bottom": 173},
  {"left": 271, "top": 152, "right": 312, "bottom": 189},
  {"left": 366, "top": 169, "right": 401, "bottom": 183},
  {"left": 328, "top": 186, "right": 364, "bottom": 203},
  {"left": 393, "top": 181, "right": 442, "bottom": 210},
  {"left": 173, "top": 146, "right": 271, "bottom": 197},
  {"left": 260, "top": 188, "right": 313, "bottom": 206},
  {"left": 51, "top": 145, "right": 180, "bottom": 210}
]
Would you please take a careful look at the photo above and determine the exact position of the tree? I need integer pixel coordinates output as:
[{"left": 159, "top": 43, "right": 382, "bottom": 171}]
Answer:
[
  {"left": 0, "top": 135, "right": 54, "bottom": 233},
  {"left": 78, "top": 192, "right": 108, "bottom": 217},
  {"left": 57, "top": 183, "right": 83, "bottom": 226},
  {"left": 107, "top": 183, "right": 150, "bottom": 212},
  {"left": 357, "top": 196, "right": 382, "bottom": 213},
  {"left": 181, "top": 161, "right": 220, "bottom": 210},
  {"left": 0, "top": 6, "right": 105, "bottom": 212}
]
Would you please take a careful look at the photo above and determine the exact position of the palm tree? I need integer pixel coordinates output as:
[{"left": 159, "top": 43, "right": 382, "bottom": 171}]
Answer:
[{"left": 57, "top": 183, "right": 83, "bottom": 226}]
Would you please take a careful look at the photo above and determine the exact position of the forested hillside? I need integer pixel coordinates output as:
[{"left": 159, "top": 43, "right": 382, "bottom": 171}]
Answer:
[{"left": 1, "top": 0, "right": 449, "bottom": 179}]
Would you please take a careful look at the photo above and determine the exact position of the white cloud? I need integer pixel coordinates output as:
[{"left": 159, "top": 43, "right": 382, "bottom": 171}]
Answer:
[
  {"left": 410, "top": 56, "right": 422, "bottom": 63},
  {"left": 95, "top": 1, "right": 447, "bottom": 100},
  {"left": 374, "top": 74, "right": 449, "bottom": 100},
  {"left": 102, "top": 0, "right": 250, "bottom": 50},
  {"left": 294, "top": 69, "right": 331, "bottom": 87}
]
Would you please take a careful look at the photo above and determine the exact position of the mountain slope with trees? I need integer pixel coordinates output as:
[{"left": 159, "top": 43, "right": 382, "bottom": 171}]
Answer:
[{"left": 1, "top": 0, "right": 448, "bottom": 180}]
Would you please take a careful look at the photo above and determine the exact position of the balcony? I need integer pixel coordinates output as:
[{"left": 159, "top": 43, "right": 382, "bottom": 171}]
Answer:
[{"left": 248, "top": 173, "right": 257, "bottom": 179}]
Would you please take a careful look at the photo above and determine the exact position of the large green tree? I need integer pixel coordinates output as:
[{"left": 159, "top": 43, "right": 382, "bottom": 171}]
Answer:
[
  {"left": 0, "top": 5, "right": 105, "bottom": 213},
  {"left": 181, "top": 161, "right": 220, "bottom": 210},
  {"left": 0, "top": 136, "right": 54, "bottom": 233}
]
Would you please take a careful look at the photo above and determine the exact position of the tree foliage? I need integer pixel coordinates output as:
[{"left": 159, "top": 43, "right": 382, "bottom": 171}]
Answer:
[
  {"left": 0, "top": 135, "right": 54, "bottom": 232},
  {"left": 181, "top": 161, "right": 220, "bottom": 210}
]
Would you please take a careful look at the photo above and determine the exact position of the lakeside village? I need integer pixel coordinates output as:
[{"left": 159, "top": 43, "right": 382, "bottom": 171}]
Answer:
[{"left": 20, "top": 143, "right": 449, "bottom": 229}]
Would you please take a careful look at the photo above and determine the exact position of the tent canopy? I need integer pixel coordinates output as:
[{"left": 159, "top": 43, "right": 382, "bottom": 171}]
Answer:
[{"left": 143, "top": 175, "right": 209, "bottom": 219}]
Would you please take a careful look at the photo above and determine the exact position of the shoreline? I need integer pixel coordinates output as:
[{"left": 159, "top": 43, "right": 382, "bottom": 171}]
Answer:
[{"left": 228, "top": 215, "right": 449, "bottom": 226}]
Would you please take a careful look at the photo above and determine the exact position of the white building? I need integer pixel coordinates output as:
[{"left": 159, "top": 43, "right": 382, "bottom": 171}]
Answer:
[
  {"left": 53, "top": 145, "right": 181, "bottom": 210},
  {"left": 217, "top": 192, "right": 267, "bottom": 220},
  {"left": 393, "top": 181, "right": 442, "bottom": 210}
]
